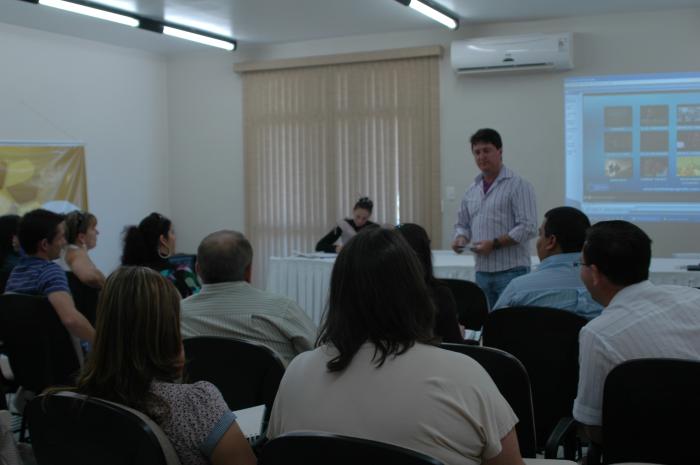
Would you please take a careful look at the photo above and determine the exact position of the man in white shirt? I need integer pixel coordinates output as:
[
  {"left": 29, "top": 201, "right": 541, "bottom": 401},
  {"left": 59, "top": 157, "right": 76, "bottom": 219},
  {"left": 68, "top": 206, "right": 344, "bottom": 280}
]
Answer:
[{"left": 573, "top": 220, "right": 700, "bottom": 444}]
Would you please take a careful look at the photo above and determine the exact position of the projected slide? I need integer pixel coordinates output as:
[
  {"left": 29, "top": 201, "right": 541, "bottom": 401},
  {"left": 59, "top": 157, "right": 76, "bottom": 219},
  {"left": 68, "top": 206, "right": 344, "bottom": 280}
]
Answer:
[{"left": 565, "top": 73, "right": 700, "bottom": 222}]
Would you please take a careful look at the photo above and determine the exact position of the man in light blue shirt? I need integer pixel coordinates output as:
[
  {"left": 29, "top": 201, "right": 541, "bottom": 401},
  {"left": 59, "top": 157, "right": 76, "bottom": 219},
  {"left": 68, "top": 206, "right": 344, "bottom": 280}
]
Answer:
[{"left": 493, "top": 206, "right": 602, "bottom": 319}]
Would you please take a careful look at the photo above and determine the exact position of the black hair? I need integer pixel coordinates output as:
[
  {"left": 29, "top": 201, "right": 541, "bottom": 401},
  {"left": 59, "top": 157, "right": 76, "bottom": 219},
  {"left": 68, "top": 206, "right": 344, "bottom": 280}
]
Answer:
[
  {"left": 122, "top": 212, "right": 172, "bottom": 267},
  {"left": 197, "top": 230, "right": 253, "bottom": 284},
  {"left": 318, "top": 228, "right": 435, "bottom": 372},
  {"left": 395, "top": 223, "right": 436, "bottom": 285},
  {"left": 64, "top": 210, "right": 97, "bottom": 245},
  {"left": 543, "top": 207, "right": 591, "bottom": 253},
  {"left": 0, "top": 214, "right": 20, "bottom": 265},
  {"left": 583, "top": 220, "right": 651, "bottom": 286},
  {"left": 17, "top": 209, "right": 65, "bottom": 255},
  {"left": 470, "top": 128, "right": 502, "bottom": 150},
  {"left": 353, "top": 197, "right": 373, "bottom": 214}
]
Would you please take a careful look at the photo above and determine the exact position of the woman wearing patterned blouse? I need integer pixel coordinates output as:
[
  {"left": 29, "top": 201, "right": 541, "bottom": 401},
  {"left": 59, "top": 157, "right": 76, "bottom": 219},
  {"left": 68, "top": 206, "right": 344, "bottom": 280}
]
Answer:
[{"left": 71, "top": 266, "right": 256, "bottom": 465}]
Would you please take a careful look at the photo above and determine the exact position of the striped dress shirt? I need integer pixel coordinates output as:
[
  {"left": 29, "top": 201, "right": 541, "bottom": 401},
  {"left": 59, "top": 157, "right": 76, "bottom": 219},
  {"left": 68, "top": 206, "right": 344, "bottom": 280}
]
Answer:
[
  {"left": 454, "top": 165, "right": 537, "bottom": 272},
  {"left": 573, "top": 281, "right": 700, "bottom": 426},
  {"left": 180, "top": 281, "right": 317, "bottom": 366}
]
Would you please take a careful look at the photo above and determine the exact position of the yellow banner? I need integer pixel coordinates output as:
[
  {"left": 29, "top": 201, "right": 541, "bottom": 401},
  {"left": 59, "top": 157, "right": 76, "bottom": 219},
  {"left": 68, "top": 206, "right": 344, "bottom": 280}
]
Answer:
[{"left": 0, "top": 145, "right": 88, "bottom": 215}]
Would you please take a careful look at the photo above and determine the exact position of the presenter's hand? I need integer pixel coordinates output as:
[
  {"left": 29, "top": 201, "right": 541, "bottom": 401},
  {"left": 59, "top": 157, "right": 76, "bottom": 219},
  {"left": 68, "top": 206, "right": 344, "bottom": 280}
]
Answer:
[
  {"left": 471, "top": 240, "right": 494, "bottom": 256},
  {"left": 452, "top": 236, "right": 468, "bottom": 254}
]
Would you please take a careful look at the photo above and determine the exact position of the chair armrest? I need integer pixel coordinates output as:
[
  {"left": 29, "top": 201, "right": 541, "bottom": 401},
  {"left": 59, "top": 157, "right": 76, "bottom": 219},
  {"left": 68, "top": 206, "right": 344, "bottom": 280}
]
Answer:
[{"left": 545, "top": 417, "right": 578, "bottom": 459}]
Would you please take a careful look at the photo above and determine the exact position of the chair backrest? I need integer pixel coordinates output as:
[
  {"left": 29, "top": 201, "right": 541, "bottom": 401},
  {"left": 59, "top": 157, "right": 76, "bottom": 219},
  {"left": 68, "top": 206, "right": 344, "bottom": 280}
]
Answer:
[
  {"left": 439, "top": 343, "right": 537, "bottom": 458},
  {"left": 0, "top": 270, "right": 10, "bottom": 294},
  {"left": 260, "top": 432, "right": 445, "bottom": 465},
  {"left": 27, "top": 392, "right": 182, "bottom": 465},
  {"left": 482, "top": 306, "right": 588, "bottom": 451},
  {"left": 439, "top": 278, "right": 488, "bottom": 330},
  {"left": 183, "top": 336, "right": 285, "bottom": 419},
  {"left": 66, "top": 271, "right": 99, "bottom": 326},
  {"left": 602, "top": 358, "right": 700, "bottom": 465},
  {"left": 0, "top": 294, "right": 81, "bottom": 392}
]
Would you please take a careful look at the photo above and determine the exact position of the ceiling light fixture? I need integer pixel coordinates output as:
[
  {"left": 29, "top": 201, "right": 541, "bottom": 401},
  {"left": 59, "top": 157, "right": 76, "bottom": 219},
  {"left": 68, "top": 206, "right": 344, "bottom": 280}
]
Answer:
[
  {"left": 20, "top": 0, "right": 237, "bottom": 51},
  {"left": 394, "top": 0, "right": 459, "bottom": 30}
]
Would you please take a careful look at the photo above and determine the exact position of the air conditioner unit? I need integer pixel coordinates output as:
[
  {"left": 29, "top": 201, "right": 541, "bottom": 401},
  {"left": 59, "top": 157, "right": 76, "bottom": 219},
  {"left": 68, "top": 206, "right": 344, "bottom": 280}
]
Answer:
[{"left": 450, "top": 33, "right": 573, "bottom": 75}]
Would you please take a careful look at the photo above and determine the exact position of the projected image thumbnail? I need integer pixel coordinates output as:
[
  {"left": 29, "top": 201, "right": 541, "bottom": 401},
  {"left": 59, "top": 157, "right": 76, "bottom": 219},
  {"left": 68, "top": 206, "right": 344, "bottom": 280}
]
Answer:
[
  {"left": 677, "top": 157, "right": 700, "bottom": 177},
  {"left": 605, "top": 158, "right": 633, "bottom": 178},
  {"left": 605, "top": 132, "right": 633, "bottom": 152},
  {"left": 677, "top": 131, "right": 700, "bottom": 151},
  {"left": 604, "top": 106, "right": 633, "bottom": 127},
  {"left": 640, "top": 131, "right": 669, "bottom": 152},
  {"left": 641, "top": 157, "right": 669, "bottom": 177},
  {"left": 677, "top": 104, "right": 700, "bottom": 126},
  {"left": 640, "top": 105, "right": 669, "bottom": 126}
]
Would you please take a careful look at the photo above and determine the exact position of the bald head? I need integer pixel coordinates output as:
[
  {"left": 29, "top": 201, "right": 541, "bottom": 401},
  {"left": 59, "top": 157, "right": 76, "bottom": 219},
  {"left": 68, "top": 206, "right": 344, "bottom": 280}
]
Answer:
[{"left": 197, "top": 230, "right": 253, "bottom": 284}]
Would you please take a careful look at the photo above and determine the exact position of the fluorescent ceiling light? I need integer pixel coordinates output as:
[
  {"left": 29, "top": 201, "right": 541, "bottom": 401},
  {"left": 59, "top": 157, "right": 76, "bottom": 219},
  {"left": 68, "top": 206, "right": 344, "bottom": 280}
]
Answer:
[
  {"left": 162, "top": 26, "right": 235, "bottom": 51},
  {"left": 396, "top": 0, "right": 458, "bottom": 30},
  {"left": 38, "top": 0, "right": 139, "bottom": 27}
]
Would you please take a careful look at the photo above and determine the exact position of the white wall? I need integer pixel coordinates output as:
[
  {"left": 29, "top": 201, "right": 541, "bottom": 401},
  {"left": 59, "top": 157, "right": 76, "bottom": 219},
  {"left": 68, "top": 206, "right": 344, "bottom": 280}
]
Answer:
[
  {"left": 168, "top": 7, "right": 700, "bottom": 257},
  {"left": 0, "top": 23, "right": 171, "bottom": 272}
]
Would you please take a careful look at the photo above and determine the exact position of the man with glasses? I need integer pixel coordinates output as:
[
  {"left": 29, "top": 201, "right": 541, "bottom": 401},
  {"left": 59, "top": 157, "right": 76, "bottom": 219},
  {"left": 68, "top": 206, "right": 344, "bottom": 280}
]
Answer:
[
  {"left": 573, "top": 220, "right": 700, "bottom": 444},
  {"left": 493, "top": 206, "right": 602, "bottom": 319},
  {"left": 452, "top": 128, "right": 537, "bottom": 308}
]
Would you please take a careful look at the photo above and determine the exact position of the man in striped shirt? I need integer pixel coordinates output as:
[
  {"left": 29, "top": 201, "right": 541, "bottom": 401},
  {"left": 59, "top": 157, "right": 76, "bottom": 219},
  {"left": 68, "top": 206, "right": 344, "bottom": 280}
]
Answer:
[
  {"left": 181, "top": 230, "right": 317, "bottom": 366},
  {"left": 452, "top": 128, "right": 538, "bottom": 308},
  {"left": 4, "top": 209, "right": 95, "bottom": 344},
  {"left": 573, "top": 220, "right": 700, "bottom": 444}
]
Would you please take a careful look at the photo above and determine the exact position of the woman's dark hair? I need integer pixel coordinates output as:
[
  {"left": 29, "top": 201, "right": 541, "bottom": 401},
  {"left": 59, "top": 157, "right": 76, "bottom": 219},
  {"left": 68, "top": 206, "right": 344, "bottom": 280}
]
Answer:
[
  {"left": 74, "top": 266, "right": 183, "bottom": 418},
  {"left": 396, "top": 223, "right": 436, "bottom": 285},
  {"left": 0, "top": 214, "right": 20, "bottom": 265},
  {"left": 64, "top": 210, "right": 97, "bottom": 245},
  {"left": 353, "top": 197, "right": 373, "bottom": 214},
  {"left": 121, "top": 212, "right": 171, "bottom": 267},
  {"left": 318, "top": 228, "right": 435, "bottom": 372}
]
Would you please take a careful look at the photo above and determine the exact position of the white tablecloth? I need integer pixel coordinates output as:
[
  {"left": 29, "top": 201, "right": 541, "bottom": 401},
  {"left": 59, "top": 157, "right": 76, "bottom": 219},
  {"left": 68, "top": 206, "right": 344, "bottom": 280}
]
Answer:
[{"left": 267, "top": 251, "right": 700, "bottom": 325}]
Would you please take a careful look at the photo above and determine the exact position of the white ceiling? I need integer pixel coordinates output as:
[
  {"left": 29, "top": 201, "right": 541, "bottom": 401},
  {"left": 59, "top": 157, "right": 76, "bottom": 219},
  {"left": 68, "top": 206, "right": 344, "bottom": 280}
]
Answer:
[{"left": 1, "top": 0, "right": 699, "bottom": 54}]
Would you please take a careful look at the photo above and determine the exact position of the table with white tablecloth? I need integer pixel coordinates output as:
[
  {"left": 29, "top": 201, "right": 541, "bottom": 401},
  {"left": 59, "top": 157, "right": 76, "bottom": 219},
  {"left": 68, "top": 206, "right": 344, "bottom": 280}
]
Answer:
[{"left": 266, "top": 251, "right": 700, "bottom": 325}]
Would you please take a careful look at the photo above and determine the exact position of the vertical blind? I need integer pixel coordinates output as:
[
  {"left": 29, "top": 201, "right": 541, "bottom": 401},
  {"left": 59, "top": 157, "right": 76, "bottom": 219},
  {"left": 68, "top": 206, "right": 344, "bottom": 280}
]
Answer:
[{"left": 242, "top": 52, "right": 441, "bottom": 286}]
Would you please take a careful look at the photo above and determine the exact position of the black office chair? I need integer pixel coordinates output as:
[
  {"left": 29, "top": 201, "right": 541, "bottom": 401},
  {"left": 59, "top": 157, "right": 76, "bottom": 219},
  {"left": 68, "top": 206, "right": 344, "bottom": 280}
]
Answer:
[
  {"left": 183, "top": 336, "right": 285, "bottom": 422},
  {"left": 439, "top": 278, "right": 489, "bottom": 330},
  {"left": 27, "top": 391, "right": 182, "bottom": 465},
  {"left": 439, "top": 343, "right": 537, "bottom": 458},
  {"left": 601, "top": 358, "right": 700, "bottom": 465},
  {"left": 0, "top": 269, "right": 10, "bottom": 294},
  {"left": 66, "top": 271, "right": 99, "bottom": 326},
  {"left": 483, "top": 306, "right": 588, "bottom": 458},
  {"left": 260, "top": 432, "right": 444, "bottom": 465}
]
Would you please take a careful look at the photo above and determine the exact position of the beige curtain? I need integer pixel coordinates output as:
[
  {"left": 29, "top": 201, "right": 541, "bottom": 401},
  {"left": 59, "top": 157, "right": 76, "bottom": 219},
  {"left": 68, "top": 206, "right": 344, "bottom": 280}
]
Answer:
[{"left": 241, "top": 51, "right": 441, "bottom": 286}]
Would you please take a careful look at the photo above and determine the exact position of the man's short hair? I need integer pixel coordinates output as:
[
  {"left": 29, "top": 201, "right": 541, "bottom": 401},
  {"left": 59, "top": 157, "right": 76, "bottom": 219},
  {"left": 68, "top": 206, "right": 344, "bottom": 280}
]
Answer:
[
  {"left": 196, "top": 230, "right": 253, "bottom": 284},
  {"left": 470, "top": 128, "right": 502, "bottom": 150},
  {"left": 583, "top": 220, "right": 651, "bottom": 286},
  {"left": 544, "top": 207, "right": 591, "bottom": 253},
  {"left": 18, "top": 209, "right": 65, "bottom": 255}
]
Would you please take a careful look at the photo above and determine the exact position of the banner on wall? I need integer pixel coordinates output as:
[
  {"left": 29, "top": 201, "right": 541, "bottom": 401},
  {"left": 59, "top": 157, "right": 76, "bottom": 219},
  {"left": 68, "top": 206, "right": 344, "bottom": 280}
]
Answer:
[{"left": 0, "top": 144, "right": 88, "bottom": 215}]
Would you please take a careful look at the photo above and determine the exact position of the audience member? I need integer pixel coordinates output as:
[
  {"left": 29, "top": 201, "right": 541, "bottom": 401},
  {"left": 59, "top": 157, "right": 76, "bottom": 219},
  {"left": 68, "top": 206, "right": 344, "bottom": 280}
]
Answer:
[
  {"left": 181, "top": 230, "right": 316, "bottom": 366},
  {"left": 268, "top": 228, "right": 525, "bottom": 465},
  {"left": 56, "top": 210, "right": 105, "bottom": 289},
  {"left": 4, "top": 209, "right": 94, "bottom": 344},
  {"left": 573, "top": 220, "right": 700, "bottom": 444},
  {"left": 0, "top": 214, "right": 21, "bottom": 274},
  {"left": 452, "top": 128, "right": 537, "bottom": 309},
  {"left": 68, "top": 266, "right": 256, "bottom": 465},
  {"left": 396, "top": 223, "right": 463, "bottom": 343},
  {"left": 122, "top": 212, "right": 200, "bottom": 298},
  {"left": 316, "top": 196, "right": 378, "bottom": 253},
  {"left": 493, "top": 206, "right": 602, "bottom": 319}
]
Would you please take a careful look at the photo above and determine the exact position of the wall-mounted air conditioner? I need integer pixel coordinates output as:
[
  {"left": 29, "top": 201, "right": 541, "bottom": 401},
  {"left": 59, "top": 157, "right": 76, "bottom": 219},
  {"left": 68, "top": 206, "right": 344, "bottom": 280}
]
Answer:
[{"left": 450, "top": 33, "right": 574, "bottom": 75}]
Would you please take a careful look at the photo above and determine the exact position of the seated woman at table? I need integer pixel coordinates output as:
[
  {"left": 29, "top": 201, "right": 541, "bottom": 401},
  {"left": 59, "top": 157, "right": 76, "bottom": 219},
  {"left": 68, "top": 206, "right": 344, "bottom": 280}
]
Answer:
[
  {"left": 0, "top": 214, "right": 21, "bottom": 273},
  {"left": 315, "top": 197, "right": 378, "bottom": 253},
  {"left": 268, "top": 228, "right": 524, "bottom": 465},
  {"left": 396, "top": 223, "right": 463, "bottom": 343},
  {"left": 57, "top": 210, "right": 106, "bottom": 289},
  {"left": 66, "top": 266, "right": 256, "bottom": 465},
  {"left": 122, "top": 212, "right": 200, "bottom": 298}
]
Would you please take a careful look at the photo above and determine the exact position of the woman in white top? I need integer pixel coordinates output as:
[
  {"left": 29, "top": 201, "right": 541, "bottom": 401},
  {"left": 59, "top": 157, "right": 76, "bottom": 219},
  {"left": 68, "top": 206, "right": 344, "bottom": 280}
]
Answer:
[
  {"left": 268, "top": 228, "right": 525, "bottom": 465},
  {"left": 59, "top": 210, "right": 105, "bottom": 289}
]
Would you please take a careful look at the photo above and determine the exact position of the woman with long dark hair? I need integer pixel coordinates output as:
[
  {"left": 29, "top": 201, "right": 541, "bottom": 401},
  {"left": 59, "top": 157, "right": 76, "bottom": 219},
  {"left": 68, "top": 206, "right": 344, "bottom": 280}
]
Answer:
[
  {"left": 315, "top": 197, "right": 377, "bottom": 253},
  {"left": 122, "top": 212, "right": 199, "bottom": 298},
  {"left": 268, "top": 228, "right": 524, "bottom": 465}
]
